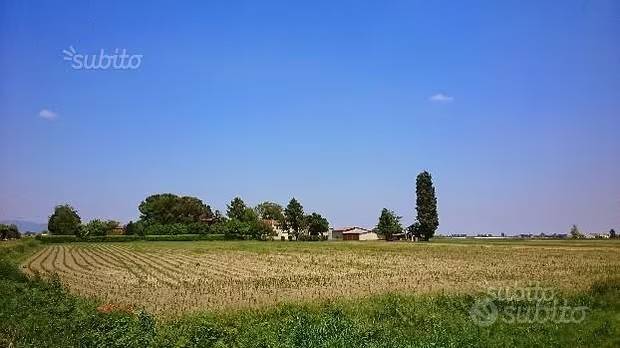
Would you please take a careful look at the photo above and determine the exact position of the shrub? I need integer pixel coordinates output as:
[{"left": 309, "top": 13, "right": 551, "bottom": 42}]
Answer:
[
  {"left": 37, "top": 235, "right": 79, "bottom": 243},
  {"left": 83, "top": 219, "right": 120, "bottom": 237},
  {"left": 144, "top": 234, "right": 226, "bottom": 242},
  {"left": 36, "top": 234, "right": 226, "bottom": 243},
  {"left": 186, "top": 222, "right": 211, "bottom": 235},
  {"left": 124, "top": 221, "right": 145, "bottom": 236},
  {"left": 38, "top": 235, "right": 142, "bottom": 243},
  {"left": 143, "top": 223, "right": 189, "bottom": 236},
  {"left": 209, "top": 221, "right": 229, "bottom": 236},
  {"left": 209, "top": 219, "right": 275, "bottom": 240},
  {"left": 222, "top": 219, "right": 250, "bottom": 240}
]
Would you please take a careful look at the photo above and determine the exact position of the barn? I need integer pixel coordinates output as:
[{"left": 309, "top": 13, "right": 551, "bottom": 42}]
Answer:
[{"left": 333, "top": 227, "right": 378, "bottom": 241}]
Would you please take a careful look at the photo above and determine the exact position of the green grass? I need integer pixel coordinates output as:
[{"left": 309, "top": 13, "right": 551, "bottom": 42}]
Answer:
[
  {"left": 2, "top": 238, "right": 619, "bottom": 347},
  {"left": 0, "top": 238, "right": 42, "bottom": 262}
]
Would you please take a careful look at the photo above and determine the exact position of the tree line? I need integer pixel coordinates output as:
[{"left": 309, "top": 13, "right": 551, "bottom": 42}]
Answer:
[
  {"left": 25, "top": 170, "right": 620, "bottom": 242},
  {"left": 46, "top": 194, "right": 330, "bottom": 240},
  {"left": 45, "top": 172, "right": 438, "bottom": 241}
]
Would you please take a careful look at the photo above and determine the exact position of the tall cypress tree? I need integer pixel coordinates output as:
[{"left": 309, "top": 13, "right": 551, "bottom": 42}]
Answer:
[{"left": 416, "top": 171, "right": 439, "bottom": 241}]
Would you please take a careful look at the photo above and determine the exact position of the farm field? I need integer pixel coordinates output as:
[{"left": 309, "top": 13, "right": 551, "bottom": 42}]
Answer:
[{"left": 23, "top": 239, "right": 620, "bottom": 316}]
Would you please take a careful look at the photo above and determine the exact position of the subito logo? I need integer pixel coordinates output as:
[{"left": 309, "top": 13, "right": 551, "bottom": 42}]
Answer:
[{"left": 470, "top": 298, "right": 498, "bottom": 327}]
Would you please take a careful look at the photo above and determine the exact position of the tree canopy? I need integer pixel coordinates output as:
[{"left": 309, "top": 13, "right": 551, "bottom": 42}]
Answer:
[
  {"left": 0, "top": 224, "right": 20, "bottom": 239},
  {"left": 376, "top": 208, "right": 402, "bottom": 241},
  {"left": 284, "top": 198, "right": 305, "bottom": 239},
  {"left": 570, "top": 225, "right": 584, "bottom": 239},
  {"left": 226, "top": 197, "right": 260, "bottom": 223},
  {"left": 306, "top": 213, "right": 329, "bottom": 236},
  {"left": 124, "top": 221, "right": 144, "bottom": 236},
  {"left": 226, "top": 197, "right": 248, "bottom": 221},
  {"left": 407, "top": 221, "right": 420, "bottom": 240},
  {"left": 83, "top": 219, "right": 120, "bottom": 237},
  {"left": 255, "top": 201, "right": 284, "bottom": 222},
  {"left": 138, "top": 194, "right": 212, "bottom": 225},
  {"left": 48, "top": 204, "right": 82, "bottom": 235}
]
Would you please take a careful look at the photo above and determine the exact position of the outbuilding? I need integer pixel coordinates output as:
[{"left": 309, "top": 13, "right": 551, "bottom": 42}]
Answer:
[{"left": 334, "top": 227, "right": 378, "bottom": 241}]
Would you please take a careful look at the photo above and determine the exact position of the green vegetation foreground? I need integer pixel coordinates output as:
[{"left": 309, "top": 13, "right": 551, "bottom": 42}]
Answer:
[{"left": 1, "top": 239, "right": 619, "bottom": 347}]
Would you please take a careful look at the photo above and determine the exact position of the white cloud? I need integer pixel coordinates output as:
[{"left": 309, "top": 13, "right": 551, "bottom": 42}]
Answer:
[
  {"left": 38, "top": 109, "right": 58, "bottom": 120},
  {"left": 429, "top": 93, "right": 454, "bottom": 103}
]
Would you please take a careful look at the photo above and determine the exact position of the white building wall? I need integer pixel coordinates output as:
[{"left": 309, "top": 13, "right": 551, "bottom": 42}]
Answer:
[{"left": 358, "top": 232, "right": 379, "bottom": 241}]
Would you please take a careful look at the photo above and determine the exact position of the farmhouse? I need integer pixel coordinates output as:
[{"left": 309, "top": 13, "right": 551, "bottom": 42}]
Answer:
[
  {"left": 263, "top": 219, "right": 290, "bottom": 240},
  {"left": 110, "top": 225, "right": 125, "bottom": 235},
  {"left": 333, "top": 226, "right": 378, "bottom": 241},
  {"left": 262, "top": 221, "right": 377, "bottom": 241}
]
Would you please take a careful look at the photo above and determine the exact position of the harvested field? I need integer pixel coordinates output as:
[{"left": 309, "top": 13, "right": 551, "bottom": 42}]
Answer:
[{"left": 23, "top": 240, "right": 620, "bottom": 316}]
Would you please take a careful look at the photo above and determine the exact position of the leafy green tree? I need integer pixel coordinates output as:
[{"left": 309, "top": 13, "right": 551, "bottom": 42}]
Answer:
[
  {"left": 0, "top": 224, "right": 20, "bottom": 239},
  {"left": 83, "top": 219, "right": 119, "bottom": 237},
  {"left": 11, "top": 224, "right": 20, "bottom": 239},
  {"left": 250, "top": 219, "right": 276, "bottom": 240},
  {"left": 376, "top": 208, "right": 402, "bottom": 241},
  {"left": 174, "top": 196, "right": 213, "bottom": 224},
  {"left": 407, "top": 221, "right": 420, "bottom": 240},
  {"left": 255, "top": 202, "right": 285, "bottom": 222},
  {"left": 284, "top": 198, "right": 305, "bottom": 240},
  {"left": 48, "top": 204, "right": 82, "bottom": 236},
  {"left": 415, "top": 171, "right": 439, "bottom": 241},
  {"left": 241, "top": 207, "right": 259, "bottom": 223},
  {"left": 306, "top": 213, "right": 329, "bottom": 237},
  {"left": 83, "top": 220, "right": 103, "bottom": 237},
  {"left": 223, "top": 219, "right": 251, "bottom": 239},
  {"left": 139, "top": 193, "right": 178, "bottom": 225},
  {"left": 213, "top": 210, "right": 226, "bottom": 223},
  {"left": 570, "top": 225, "right": 584, "bottom": 239},
  {"left": 226, "top": 197, "right": 248, "bottom": 221},
  {"left": 203, "top": 206, "right": 215, "bottom": 222},
  {"left": 138, "top": 193, "right": 211, "bottom": 225},
  {"left": 0, "top": 224, "right": 9, "bottom": 239},
  {"left": 610, "top": 229, "right": 616, "bottom": 239},
  {"left": 212, "top": 205, "right": 274, "bottom": 240},
  {"left": 125, "top": 221, "right": 138, "bottom": 235}
]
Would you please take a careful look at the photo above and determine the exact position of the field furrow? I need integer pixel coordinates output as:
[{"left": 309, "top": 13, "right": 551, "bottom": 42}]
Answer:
[{"left": 23, "top": 241, "right": 620, "bottom": 316}]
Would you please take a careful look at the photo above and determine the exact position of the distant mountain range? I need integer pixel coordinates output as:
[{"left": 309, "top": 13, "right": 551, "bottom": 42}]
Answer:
[{"left": 0, "top": 220, "right": 47, "bottom": 233}]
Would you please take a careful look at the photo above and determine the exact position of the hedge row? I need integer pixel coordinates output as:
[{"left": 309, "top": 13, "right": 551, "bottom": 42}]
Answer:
[
  {"left": 142, "top": 223, "right": 211, "bottom": 235},
  {"left": 145, "top": 234, "right": 226, "bottom": 241},
  {"left": 36, "top": 234, "right": 227, "bottom": 243}
]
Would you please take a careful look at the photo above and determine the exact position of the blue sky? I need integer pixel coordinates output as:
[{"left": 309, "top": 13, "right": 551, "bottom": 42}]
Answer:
[{"left": 1, "top": 0, "right": 618, "bottom": 235}]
